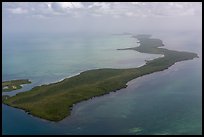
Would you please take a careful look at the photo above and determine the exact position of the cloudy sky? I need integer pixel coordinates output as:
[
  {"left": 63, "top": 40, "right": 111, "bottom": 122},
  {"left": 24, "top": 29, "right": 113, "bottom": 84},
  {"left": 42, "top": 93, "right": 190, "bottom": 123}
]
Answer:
[{"left": 2, "top": 2, "right": 202, "bottom": 35}]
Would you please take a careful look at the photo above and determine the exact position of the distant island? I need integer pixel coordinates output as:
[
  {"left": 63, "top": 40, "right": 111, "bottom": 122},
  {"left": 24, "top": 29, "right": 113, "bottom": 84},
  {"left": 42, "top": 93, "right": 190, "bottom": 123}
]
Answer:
[
  {"left": 2, "top": 34, "right": 198, "bottom": 122},
  {"left": 2, "top": 79, "right": 31, "bottom": 92}
]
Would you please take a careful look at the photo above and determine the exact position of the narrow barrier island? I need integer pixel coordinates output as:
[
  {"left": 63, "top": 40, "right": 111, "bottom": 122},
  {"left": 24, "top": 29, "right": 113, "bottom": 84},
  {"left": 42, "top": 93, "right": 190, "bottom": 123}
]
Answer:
[
  {"left": 2, "top": 79, "right": 31, "bottom": 92},
  {"left": 2, "top": 34, "right": 198, "bottom": 122}
]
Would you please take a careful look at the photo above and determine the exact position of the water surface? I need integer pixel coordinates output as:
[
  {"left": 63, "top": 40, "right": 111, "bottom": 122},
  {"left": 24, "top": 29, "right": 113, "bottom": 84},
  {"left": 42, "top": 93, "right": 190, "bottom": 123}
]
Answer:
[{"left": 2, "top": 32, "right": 202, "bottom": 135}]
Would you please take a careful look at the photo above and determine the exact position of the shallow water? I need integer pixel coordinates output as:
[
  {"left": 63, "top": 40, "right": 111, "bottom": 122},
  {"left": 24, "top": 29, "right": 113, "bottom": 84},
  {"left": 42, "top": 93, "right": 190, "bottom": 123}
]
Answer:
[
  {"left": 2, "top": 34, "right": 161, "bottom": 96},
  {"left": 2, "top": 32, "right": 202, "bottom": 135}
]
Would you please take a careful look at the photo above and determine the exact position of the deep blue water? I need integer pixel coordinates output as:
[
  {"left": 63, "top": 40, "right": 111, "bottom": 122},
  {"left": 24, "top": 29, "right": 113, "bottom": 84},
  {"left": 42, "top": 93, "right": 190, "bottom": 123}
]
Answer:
[{"left": 2, "top": 32, "right": 202, "bottom": 135}]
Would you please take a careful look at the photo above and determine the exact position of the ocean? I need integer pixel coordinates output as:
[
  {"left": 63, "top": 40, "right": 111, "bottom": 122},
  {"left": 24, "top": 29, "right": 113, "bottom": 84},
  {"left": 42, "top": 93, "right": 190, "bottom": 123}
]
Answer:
[{"left": 2, "top": 32, "right": 202, "bottom": 135}]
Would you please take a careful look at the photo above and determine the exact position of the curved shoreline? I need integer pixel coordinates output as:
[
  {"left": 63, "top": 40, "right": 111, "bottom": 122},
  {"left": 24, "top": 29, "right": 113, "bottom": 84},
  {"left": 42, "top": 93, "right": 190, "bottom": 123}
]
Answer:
[
  {"left": 2, "top": 79, "right": 31, "bottom": 92},
  {"left": 3, "top": 34, "right": 198, "bottom": 122}
]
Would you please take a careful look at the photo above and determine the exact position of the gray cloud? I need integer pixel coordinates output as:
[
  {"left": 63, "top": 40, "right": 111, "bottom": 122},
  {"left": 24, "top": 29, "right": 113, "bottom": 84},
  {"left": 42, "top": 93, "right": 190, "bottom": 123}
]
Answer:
[
  {"left": 3, "top": 2, "right": 202, "bottom": 18},
  {"left": 2, "top": 2, "right": 202, "bottom": 35}
]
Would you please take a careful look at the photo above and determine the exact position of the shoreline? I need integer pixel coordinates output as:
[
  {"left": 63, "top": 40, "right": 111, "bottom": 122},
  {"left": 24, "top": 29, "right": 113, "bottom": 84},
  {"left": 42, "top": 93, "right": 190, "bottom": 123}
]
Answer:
[
  {"left": 2, "top": 58, "right": 199, "bottom": 124},
  {"left": 1, "top": 37, "right": 154, "bottom": 96},
  {"left": 2, "top": 79, "right": 31, "bottom": 92},
  {"left": 2, "top": 34, "right": 198, "bottom": 122}
]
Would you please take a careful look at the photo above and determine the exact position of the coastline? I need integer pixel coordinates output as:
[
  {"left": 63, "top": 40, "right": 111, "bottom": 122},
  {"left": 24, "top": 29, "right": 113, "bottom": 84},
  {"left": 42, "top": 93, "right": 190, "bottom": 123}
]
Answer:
[
  {"left": 1, "top": 36, "right": 155, "bottom": 96},
  {"left": 2, "top": 79, "right": 31, "bottom": 92},
  {"left": 3, "top": 57, "right": 201, "bottom": 135},
  {"left": 2, "top": 34, "right": 198, "bottom": 122}
]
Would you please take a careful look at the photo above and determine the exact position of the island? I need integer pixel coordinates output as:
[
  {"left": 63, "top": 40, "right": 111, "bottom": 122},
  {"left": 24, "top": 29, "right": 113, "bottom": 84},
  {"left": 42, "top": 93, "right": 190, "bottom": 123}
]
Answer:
[
  {"left": 2, "top": 95, "right": 10, "bottom": 101},
  {"left": 2, "top": 79, "right": 31, "bottom": 92},
  {"left": 2, "top": 34, "right": 198, "bottom": 122}
]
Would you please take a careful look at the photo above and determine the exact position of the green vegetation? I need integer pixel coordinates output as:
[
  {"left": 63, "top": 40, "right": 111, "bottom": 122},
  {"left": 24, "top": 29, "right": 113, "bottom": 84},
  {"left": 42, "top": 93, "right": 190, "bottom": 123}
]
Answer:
[
  {"left": 2, "top": 95, "right": 10, "bottom": 101},
  {"left": 2, "top": 79, "right": 31, "bottom": 92},
  {"left": 2, "top": 34, "right": 198, "bottom": 122}
]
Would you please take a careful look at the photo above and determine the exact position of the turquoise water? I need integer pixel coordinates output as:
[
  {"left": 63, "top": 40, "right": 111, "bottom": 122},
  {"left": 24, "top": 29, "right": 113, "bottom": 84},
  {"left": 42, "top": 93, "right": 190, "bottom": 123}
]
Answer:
[
  {"left": 2, "top": 34, "right": 160, "bottom": 96},
  {"left": 2, "top": 33, "right": 202, "bottom": 135}
]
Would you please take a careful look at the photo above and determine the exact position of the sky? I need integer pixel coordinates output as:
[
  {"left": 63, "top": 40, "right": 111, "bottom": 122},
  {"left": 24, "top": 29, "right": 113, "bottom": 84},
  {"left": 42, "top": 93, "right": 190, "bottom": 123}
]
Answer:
[{"left": 2, "top": 2, "right": 202, "bottom": 35}]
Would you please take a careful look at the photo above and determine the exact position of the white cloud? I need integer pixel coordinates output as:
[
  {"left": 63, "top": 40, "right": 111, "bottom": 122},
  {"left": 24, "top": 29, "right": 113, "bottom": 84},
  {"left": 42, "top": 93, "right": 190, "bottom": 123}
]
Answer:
[
  {"left": 88, "top": 2, "right": 110, "bottom": 10},
  {"left": 131, "top": 2, "right": 139, "bottom": 5},
  {"left": 8, "top": 7, "right": 27, "bottom": 14},
  {"left": 3, "top": 2, "right": 202, "bottom": 18},
  {"left": 53, "top": 2, "right": 83, "bottom": 9}
]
